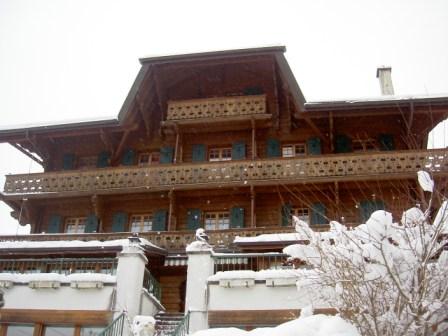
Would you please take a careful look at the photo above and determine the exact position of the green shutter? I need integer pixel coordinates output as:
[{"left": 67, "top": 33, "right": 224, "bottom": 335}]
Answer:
[
  {"left": 153, "top": 210, "right": 168, "bottom": 231},
  {"left": 335, "top": 135, "right": 352, "bottom": 153},
  {"left": 232, "top": 142, "right": 246, "bottom": 160},
  {"left": 121, "top": 149, "right": 135, "bottom": 166},
  {"left": 307, "top": 137, "right": 322, "bottom": 155},
  {"left": 85, "top": 214, "right": 99, "bottom": 233},
  {"left": 360, "top": 200, "right": 385, "bottom": 222},
  {"left": 192, "top": 144, "right": 206, "bottom": 162},
  {"left": 378, "top": 134, "right": 395, "bottom": 151},
  {"left": 266, "top": 138, "right": 281, "bottom": 157},
  {"left": 281, "top": 204, "right": 292, "bottom": 226},
  {"left": 97, "top": 151, "right": 111, "bottom": 168},
  {"left": 160, "top": 146, "right": 174, "bottom": 164},
  {"left": 187, "top": 209, "right": 201, "bottom": 230},
  {"left": 62, "top": 153, "right": 75, "bottom": 170},
  {"left": 310, "top": 203, "right": 327, "bottom": 225},
  {"left": 112, "top": 212, "right": 128, "bottom": 232},
  {"left": 47, "top": 215, "right": 62, "bottom": 233},
  {"left": 230, "top": 207, "right": 245, "bottom": 228}
]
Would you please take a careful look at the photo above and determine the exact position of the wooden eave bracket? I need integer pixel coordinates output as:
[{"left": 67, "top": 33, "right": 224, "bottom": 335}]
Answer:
[{"left": 11, "top": 143, "right": 44, "bottom": 166}]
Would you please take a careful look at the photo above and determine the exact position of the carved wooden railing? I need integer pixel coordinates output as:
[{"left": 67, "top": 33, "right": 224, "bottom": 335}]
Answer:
[
  {"left": 166, "top": 95, "right": 266, "bottom": 121},
  {"left": 3, "top": 149, "right": 448, "bottom": 196},
  {"left": 0, "top": 227, "right": 297, "bottom": 250}
]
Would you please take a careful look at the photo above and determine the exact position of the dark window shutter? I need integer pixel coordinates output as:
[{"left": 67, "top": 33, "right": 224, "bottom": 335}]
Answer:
[
  {"left": 281, "top": 204, "right": 292, "bottom": 226},
  {"left": 360, "top": 200, "right": 385, "bottom": 222},
  {"left": 310, "top": 203, "right": 327, "bottom": 225},
  {"left": 192, "top": 144, "right": 206, "bottom": 162},
  {"left": 335, "top": 135, "right": 352, "bottom": 153},
  {"left": 121, "top": 149, "right": 135, "bottom": 166},
  {"left": 62, "top": 153, "right": 76, "bottom": 170},
  {"left": 232, "top": 142, "right": 246, "bottom": 160},
  {"left": 112, "top": 212, "right": 128, "bottom": 232},
  {"left": 160, "top": 146, "right": 174, "bottom": 164},
  {"left": 266, "top": 138, "right": 281, "bottom": 157},
  {"left": 47, "top": 215, "right": 62, "bottom": 233},
  {"left": 378, "top": 134, "right": 395, "bottom": 151},
  {"left": 307, "top": 137, "right": 322, "bottom": 155},
  {"left": 152, "top": 210, "right": 168, "bottom": 231},
  {"left": 187, "top": 209, "right": 201, "bottom": 230},
  {"left": 85, "top": 214, "right": 99, "bottom": 233},
  {"left": 230, "top": 207, "right": 245, "bottom": 228},
  {"left": 97, "top": 151, "right": 111, "bottom": 168}
]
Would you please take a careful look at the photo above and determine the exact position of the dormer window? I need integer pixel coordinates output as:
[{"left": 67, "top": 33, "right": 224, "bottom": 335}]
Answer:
[
  {"left": 65, "top": 217, "right": 87, "bottom": 233},
  {"left": 282, "top": 144, "right": 306, "bottom": 158},
  {"left": 209, "top": 148, "right": 232, "bottom": 162}
]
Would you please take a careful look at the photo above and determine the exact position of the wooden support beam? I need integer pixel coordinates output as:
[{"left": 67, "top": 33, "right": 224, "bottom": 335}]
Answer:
[
  {"left": 136, "top": 92, "right": 151, "bottom": 137},
  {"left": 250, "top": 185, "right": 256, "bottom": 227},
  {"left": 113, "top": 129, "right": 131, "bottom": 161},
  {"left": 173, "top": 125, "right": 180, "bottom": 164},
  {"left": 301, "top": 115, "right": 327, "bottom": 142},
  {"left": 168, "top": 190, "right": 175, "bottom": 231},
  {"left": 407, "top": 102, "right": 415, "bottom": 136},
  {"left": 100, "top": 128, "right": 114, "bottom": 156},
  {"left": 11, "top": 143, "right": 44, "bottom": 166},
  {"left": 329, "top": 111, "right": 334, "bottom": 152},
  {"left": 251, "top": 118, "right": 257, "bottom": 160}
]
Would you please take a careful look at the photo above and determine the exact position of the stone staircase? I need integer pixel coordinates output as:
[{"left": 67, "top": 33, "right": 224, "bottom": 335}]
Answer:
[{"left": 154, "top": 312, "right": 185, "bottom": 336}]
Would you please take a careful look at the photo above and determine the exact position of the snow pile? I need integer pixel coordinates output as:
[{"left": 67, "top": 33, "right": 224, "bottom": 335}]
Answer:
[
  {"left": 234, "top": 231, "right": 335, "bottom": 244},
  {"left": 191, "top": 314, "right": 359, "bottom": 336},
  {"left": 208, "top": 269, "right": 307, "bottom": 282},
  {"left": 0, "top": 272, "right": 116, "bottom": 284},
  {"left": 132, "top": 315, "right": 155, "bottom": 336},
  {"left": 283, "top": 171, "right": 448, "bottom": 336}
]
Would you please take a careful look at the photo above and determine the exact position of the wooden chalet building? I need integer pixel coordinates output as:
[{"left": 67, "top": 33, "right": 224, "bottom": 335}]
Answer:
[{"left": 1, "top": 46, "right": 448, "bottom": 334}]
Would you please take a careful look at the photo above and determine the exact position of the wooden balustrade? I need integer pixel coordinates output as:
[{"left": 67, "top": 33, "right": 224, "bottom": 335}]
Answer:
[
  {"left": 166, "top": 95, "right": 267, "bottom": 121},
  {"left": 3, "top": 149, "right": 448, "bottom": 196},
  {"left": 0, "top": 227, "right": 296, "bottom": 251}
]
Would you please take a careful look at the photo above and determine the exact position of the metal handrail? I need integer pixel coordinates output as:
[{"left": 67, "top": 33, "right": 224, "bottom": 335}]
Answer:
[
  {"left": 170, "top": 311, "right": 190, "bottom": 336},
  {"left": 143, "top": 269, "right": 162, "bottom": 301},
  {"left": 98, "top": 312, "right": 125, "bottom": 336}
]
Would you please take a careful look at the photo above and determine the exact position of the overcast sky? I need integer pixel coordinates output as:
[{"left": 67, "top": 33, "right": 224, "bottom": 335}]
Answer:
[{"left": 1, "top": 0, "right": 448, "bottom": 234}]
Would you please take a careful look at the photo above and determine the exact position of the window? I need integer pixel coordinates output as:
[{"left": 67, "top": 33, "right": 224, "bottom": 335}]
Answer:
[
  {"left": 204, "top": 211, "right": 230, "bottom": 230},
  {"left": 78, "top": 156, "right": 97, "bottom": 169},
  {"left": 129, "top": 214, "right": 153, "bottom": 232},
  {"left": 65, "top": 217, "right": 87, "bottom": 233},
  {"left": 138, "top": 152, "right": 160, "bottom": 166},
  {"left": 282, "top": 144, "right": 306, "bottom": 158},
  {"left": 44, "top": 326, "right": 75, "bottom": 336},
  {"left": 209, "top": 148, "right": 232, "bottom": 162},
  {"left": 6, "top": 324, "right": 34, "bottom": 336},
  {"left": 292, "top": 207, "right": 310, "bottom": 224}
]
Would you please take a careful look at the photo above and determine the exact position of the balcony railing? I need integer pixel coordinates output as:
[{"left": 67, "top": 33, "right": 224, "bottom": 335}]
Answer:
[
  {"left": 213, "top": 252, "right": 289, "bottom": 274},
  {"left": 166, "top": 95, "right": 267, "bottom": 121},
  {"left": 3, "top": 149, "right": 448, "bottom": 196},
  {"left": 0, "top": 227, "right": 297, "bottom": 251},
  {"left": 0, "top": 257, "right": 117, "bottom": 275}
]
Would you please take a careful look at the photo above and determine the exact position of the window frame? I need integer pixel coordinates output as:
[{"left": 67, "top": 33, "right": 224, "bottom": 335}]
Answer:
[
  {"left": 291, "top": 207, "right": 310, "bottom": 224},
  {"left": 204, "top": 211, "right": 230, "bottom": 230},
  {"left": 129, "top": 213, "right": 153, "bottom": 232},
  {"left": 64, "top": 217, "right": 87, "bottom": 234},
  {"left": 208, "top": 147, "right": 232, "bottom": 162},
  {"left": 282, "top": 143, "right": 306, "bottom": 158}
]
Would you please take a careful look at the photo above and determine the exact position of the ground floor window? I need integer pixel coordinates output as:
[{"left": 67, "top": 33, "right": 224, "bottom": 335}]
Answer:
[
  {"left": 65, "top": 217, "right": 87, "bottom": 233},
  {"left": 130, "top": 214, "right": 153, "bottom": 232},
  {"left": 292, "top": 207, "right": 310, "bottom": 224},
  {"left": 204, "top": 211, "right": 230, "bottom": 230}
]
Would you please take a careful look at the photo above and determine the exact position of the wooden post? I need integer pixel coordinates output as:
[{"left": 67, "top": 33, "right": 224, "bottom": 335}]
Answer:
[
  {"left": 329, "top": 111, "right": 334, "bottom": 153},
  {"left": 168, "top": 190, "right": 175, "bottom": 231},
  {"left": 334, "top": 181, "right": 340, "bottom": 220},
  {"left": 33, "top": 323, "right": 44, "bottom": 336},
  {"left": 174, "top": 125, "right": 180, "bottom": 164},
  {"left": 250, "top": 185, "right": 256, "bottom": 227},
  {"left": 251, "top": 118, "right": 256, "bottom": 160},
  {"left": 179, "top": 133, "right": 183, "bottom": 163}
]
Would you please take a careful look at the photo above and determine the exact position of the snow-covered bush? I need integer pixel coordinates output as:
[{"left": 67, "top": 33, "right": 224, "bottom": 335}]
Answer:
[{"left": 284, "top": 171, "right": 448, "bottom": 336}]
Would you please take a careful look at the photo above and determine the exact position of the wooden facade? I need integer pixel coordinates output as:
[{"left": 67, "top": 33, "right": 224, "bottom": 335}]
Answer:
[{"left": 1, "top": 46, "right": 448, "bottom": 316}]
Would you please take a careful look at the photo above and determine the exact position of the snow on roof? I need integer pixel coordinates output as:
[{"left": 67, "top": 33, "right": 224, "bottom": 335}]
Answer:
[
  {"left": 234, "top": 231, "right": 334, "bottom": 244},
  {"left": 0, "top": 272, "right": 116, "bottom": 283},
  {"left": 0, "top": 238, "right": 159, "bottom": 250}
]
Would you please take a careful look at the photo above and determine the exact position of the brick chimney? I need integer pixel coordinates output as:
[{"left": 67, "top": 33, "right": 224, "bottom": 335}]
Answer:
[{"left": 376, "top": 66, "right": 394, "bottom": 95}]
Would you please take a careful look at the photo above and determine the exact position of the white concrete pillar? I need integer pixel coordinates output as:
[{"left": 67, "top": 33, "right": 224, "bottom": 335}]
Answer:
[
  {"left": 185, "top": 244, "right": 214, "bottom": 334},
  {"left": 115, "top": 242, "right": 148, "bottom": 335}
]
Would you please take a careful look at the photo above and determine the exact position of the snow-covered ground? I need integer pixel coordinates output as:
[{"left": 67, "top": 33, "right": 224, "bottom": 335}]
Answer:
[{"left": 191, "top": 313, "right": 359, "bottom": 336}]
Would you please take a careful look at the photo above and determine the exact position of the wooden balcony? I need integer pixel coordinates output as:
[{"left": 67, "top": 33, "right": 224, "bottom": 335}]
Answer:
[
  {"left": 0, "top": 227, "right": 297, "bottom": 251},
  {"left": 166, "top": 95, "right": 267, "bottom": 121},
  {"left": 3, "top": 149, "right": 448, "bottom": 197}
]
